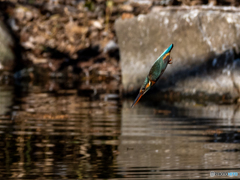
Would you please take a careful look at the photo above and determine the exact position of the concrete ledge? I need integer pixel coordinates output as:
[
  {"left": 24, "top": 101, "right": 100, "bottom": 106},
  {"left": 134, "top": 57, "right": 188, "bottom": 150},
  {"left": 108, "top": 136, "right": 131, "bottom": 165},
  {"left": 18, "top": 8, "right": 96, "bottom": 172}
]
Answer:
[{"left": 115, "top": 7, "right": 240, "bottom": 99}]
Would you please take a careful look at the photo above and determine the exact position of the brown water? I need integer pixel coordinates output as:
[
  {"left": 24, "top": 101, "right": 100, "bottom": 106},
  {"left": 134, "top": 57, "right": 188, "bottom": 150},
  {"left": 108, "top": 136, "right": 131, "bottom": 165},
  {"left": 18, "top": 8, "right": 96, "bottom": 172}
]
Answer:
[{"left": 0, "top": 83, "right": 240, "bottom": 179}]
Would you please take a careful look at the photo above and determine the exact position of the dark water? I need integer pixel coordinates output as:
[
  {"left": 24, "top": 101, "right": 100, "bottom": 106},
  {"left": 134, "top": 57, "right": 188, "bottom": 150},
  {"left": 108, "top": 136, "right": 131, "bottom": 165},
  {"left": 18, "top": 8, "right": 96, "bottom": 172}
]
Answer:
[{"left": 0, "top": 83, "right": 240, "bottom": 179}]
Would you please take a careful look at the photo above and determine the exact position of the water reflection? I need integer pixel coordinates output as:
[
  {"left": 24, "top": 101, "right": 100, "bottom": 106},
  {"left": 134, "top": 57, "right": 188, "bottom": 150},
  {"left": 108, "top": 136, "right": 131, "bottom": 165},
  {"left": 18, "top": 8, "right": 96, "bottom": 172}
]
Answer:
[
  {"left": 0, "top": 81, "right": 121, "bottom": 179},
  {"left": 118, "top": 101, "right": 240, "bottom": 179},
  {"left": 0, "top": 82, "right": 240, "bottom": 179}
]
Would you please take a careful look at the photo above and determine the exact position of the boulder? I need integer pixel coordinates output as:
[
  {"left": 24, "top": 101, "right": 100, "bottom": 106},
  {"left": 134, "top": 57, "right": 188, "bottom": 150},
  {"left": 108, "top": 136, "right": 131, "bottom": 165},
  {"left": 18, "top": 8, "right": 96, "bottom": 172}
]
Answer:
[
  {"left": 0, "top": 21, "right": 15, "bottom": 70},
  {"left": 115, "top": 7, "right": 240, "bottom": 99}
]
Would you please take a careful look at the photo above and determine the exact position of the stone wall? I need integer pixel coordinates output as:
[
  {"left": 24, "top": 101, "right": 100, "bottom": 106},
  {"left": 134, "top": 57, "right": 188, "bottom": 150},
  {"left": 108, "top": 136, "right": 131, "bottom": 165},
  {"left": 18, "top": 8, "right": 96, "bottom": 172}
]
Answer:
[{"left": 115, "top": 7, "right": 240, "bottom": 99}]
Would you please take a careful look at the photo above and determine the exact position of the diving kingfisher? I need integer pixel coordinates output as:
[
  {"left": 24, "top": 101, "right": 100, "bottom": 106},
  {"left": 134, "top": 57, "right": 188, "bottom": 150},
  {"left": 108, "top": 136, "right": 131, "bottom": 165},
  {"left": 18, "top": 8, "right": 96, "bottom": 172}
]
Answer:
[{"left": 131, "top": 44, "right": 174, "bottom": 108}]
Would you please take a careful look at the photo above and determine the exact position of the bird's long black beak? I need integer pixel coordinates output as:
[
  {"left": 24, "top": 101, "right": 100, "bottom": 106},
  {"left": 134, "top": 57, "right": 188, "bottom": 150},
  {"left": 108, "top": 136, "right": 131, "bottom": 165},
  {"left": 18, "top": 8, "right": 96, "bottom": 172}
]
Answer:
[{"left": 131, "top": 92, "right": 143, "bottom": 108}]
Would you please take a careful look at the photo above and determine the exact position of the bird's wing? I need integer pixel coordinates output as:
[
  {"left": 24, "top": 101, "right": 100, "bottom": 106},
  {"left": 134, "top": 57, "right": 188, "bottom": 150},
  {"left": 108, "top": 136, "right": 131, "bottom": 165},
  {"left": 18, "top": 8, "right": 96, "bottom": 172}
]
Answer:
[
  {"left": 148, "top": 60, "right": 162, "bottom": 81},
  {"left": 148, "top": 44, "right": 173, "bottom": 81}
]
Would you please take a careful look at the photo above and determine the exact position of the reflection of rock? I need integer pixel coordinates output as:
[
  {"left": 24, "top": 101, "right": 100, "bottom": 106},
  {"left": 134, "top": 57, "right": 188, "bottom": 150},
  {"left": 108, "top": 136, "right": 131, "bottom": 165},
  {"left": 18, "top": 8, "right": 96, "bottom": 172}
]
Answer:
[
  {"left": 117, "top": 101, "right": 240, "bottom": 178},
  {"left": 0, "top": 86, "right": 13, "bottom": 115},
  {"left": 0, "top": 21, "right": 15, "bottom": 70},
  {"left": 115, "top": 7, "right": 240, "bottom": 98},
  {"left": 173, "top": 100, "right": 240, "bottom": 121}
]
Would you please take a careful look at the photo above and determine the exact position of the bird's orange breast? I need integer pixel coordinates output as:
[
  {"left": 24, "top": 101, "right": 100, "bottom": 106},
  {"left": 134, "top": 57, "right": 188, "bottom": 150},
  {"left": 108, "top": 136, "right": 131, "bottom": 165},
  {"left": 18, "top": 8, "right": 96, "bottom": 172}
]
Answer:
[{"left": 163, "top": 53, "right": 170, "bottom": 61}]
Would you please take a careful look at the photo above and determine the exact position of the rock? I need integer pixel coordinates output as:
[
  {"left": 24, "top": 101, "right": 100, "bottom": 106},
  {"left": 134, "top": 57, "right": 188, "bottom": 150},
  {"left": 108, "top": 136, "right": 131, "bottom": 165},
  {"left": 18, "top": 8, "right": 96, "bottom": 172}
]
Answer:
[
  {"left": 121, "top": 13, "right": 134, "bottom": 20},
  {"left": 113, "top": 0, "right": 127, "bottom": 3},
  {"left": 232, "top": 59, "right": 240, "bottom": 95},
  {"left": 8, "top": 18, "right": 19, "bottom": 31},
  {"left": 208, "top": 0, "right": 217, "bottom": 6},
  {"left": 21, "top": 41, "right": 35, "bottom": 49},
  {"left": 104, "top": 40, "right": 118, "bottom": 53},
  {"left": 65, "top": 18, "right": 88, "bottom": 35},
  {"left": 129, "top": 0, "right": 152, "bottom": 5},
  {"left": 14, "top": 5, "right": 39, "bottom": 22},
  {"left": 153, "top": 0, "right": 174, "bottom": 6},
  {"left": 0, "top": 21, "right": 15, "bottom": 70},
  {"left": 42, "top": 3, "right": 65, "bottom": 14},
  {"left": 115, "top": 7, "right": 240, "bottom": 99},
  {"left": 118, "top": 4, "right": 133, "bottom": 12},
  {"left": 91, "top": 20, "right": 103, "bottom": 30},
  {"left": 14, "top": 67, "right": 34, "bottom": 79}
]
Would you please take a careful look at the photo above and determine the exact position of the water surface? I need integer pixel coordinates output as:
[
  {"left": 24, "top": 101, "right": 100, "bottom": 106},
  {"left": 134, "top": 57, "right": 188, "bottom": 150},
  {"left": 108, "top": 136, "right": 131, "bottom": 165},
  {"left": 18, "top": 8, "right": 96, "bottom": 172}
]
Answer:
[{"left": 0, "top": 83, "right": 240, "bottom": 179}]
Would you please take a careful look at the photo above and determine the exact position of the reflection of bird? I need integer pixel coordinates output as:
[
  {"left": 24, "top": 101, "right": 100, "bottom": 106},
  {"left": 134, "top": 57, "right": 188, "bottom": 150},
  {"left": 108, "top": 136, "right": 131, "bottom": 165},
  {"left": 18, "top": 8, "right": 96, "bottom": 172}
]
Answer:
[{"left": 131, "top": 44, "right": 174, "bottom": 108}]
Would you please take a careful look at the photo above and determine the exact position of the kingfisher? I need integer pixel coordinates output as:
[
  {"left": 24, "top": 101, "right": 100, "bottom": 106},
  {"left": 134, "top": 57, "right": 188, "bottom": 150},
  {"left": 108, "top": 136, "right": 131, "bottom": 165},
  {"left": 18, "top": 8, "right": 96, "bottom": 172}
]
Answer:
[{"left": 131, "top": 44, "right": 174, "bottom": 108}]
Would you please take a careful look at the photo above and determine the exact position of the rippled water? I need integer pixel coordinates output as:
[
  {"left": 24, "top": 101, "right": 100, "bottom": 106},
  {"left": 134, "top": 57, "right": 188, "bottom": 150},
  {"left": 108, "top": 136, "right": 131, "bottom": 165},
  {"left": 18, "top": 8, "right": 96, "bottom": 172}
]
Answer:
[{"left": 0, "top": 83, "right": 240, "bottom": 179}]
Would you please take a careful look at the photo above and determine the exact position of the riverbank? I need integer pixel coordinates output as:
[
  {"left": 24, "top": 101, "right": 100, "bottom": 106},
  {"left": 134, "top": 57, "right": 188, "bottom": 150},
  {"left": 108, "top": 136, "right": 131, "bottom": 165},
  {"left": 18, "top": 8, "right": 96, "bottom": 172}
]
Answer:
[{"left": 0, "top": 0, "right": 240, "bottom": 102}]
